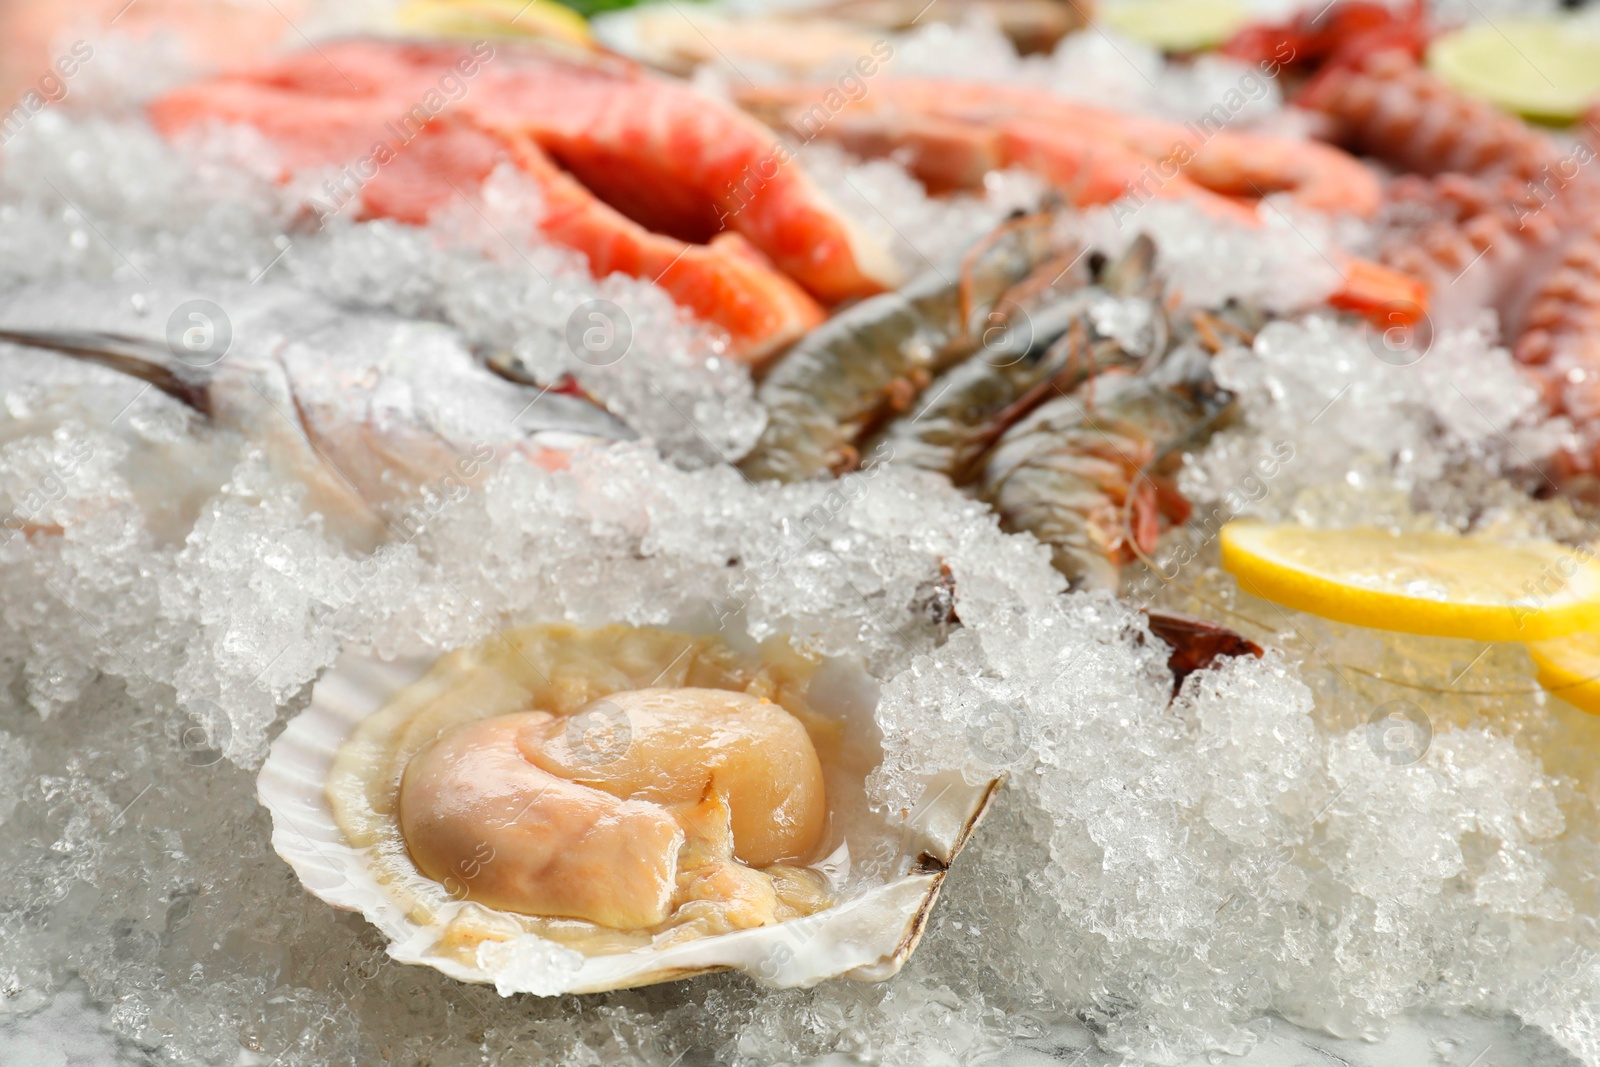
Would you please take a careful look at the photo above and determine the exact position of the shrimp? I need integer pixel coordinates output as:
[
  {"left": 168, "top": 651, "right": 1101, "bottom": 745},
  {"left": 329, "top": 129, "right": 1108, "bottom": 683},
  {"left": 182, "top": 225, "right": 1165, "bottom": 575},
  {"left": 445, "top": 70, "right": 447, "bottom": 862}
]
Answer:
[
  {"left": 744, "top": 220, "right": 1245, "bottom": 584},
  {"left": 1297, "top": 51, "right": 1564, "bottom": 184},
  {"left": 866, "top": 235, "right": 1167, "bottom": 482},
  {"left": 813, "top": 0, "right": 1083, "bottom": 54},
  {"left": 1509, "top": 196, "right": 1600, "bottom": 484},
  {"left": 976, "top": 349, "right": 1234, "bottom": 591},
  {"left": 0, "top": 281, "right": 634, "bottom": 549},
  {"left": 1374, "top": 173, "right": 1565, "bottom": 328},
  {"left": 737, "top": 212, "right": 1063, "bottom": 482}
]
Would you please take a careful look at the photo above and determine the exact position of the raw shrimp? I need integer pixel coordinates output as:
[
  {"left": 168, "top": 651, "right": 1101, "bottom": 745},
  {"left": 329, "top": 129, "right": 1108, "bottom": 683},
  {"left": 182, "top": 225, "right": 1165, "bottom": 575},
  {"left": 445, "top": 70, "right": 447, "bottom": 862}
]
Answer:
[
  {"left": 0, "top": 282, "right": 633, "bottom": 550},
  {"left": 736, "top": 77, "right": 1424, "bottom": 321},
  {"left": 738, "top": 213, "right": 1064, "bottom": 482},
  {"left": 815, "top": 0, "right": 1082, "bottom": 54},
  {"left": 1376, "top": 172, "right": 1565, "bottom": 327},
  {"left": 1298, "top": 51, "right": 1564, "bottom": 183},
  {"left": 1509, "top": 194, "right": 1600, "bottom": 483},
  {"left": 976, "top": 350, "right": 1234, "bottom": 591},
  {"left": 737, "top": 78, "right": 1386, "bottom": 219},
  {"left": 865, "top": 235, "right": 1167, "bottom": 482}
]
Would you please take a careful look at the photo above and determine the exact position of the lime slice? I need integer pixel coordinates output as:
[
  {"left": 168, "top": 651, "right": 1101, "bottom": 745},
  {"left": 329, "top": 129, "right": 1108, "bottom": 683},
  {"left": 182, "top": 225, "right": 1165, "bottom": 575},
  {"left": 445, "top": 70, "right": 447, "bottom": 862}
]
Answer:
[
  {"left": 1429, "top": 19, "right": 1600, "bottom": 124},
  {"left": 1529, "top": 632, "right": 1600, "bottom": 714},
  {"left": 1102, "top": 0, "right": 1250, "bottom": 53},
  {"left": 1219, "top": 522, "right": 1600, "bottom": 641}
]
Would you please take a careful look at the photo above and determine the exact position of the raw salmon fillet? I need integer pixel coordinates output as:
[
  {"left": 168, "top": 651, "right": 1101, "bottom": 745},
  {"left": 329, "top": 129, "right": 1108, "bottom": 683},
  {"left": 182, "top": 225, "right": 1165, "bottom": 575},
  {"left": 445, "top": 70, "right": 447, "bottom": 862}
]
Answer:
[{"left": 151, "top": 40, "right": 898, "bottom": 360}]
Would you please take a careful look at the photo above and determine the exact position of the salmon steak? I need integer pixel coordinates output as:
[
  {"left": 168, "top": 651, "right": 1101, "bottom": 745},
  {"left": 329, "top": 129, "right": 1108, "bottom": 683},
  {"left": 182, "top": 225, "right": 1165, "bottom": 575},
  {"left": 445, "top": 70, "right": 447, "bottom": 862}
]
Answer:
[{"left": 149, "top": 39, "right": 900, "bottom": 362}]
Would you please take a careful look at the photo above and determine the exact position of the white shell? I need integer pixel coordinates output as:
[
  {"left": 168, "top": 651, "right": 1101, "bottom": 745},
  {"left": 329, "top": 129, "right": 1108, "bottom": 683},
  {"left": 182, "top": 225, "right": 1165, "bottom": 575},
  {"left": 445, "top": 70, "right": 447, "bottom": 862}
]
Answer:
[{"left": 257, "top": 647, "right": 1000, "bottom": 995}]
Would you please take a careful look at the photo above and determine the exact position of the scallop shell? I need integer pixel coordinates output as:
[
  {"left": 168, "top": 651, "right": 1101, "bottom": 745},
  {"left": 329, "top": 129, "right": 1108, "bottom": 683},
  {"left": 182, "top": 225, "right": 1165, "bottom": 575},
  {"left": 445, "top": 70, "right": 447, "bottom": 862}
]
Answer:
[{"left": 257, "top": 642, "right": 1000, "bottom": 995}]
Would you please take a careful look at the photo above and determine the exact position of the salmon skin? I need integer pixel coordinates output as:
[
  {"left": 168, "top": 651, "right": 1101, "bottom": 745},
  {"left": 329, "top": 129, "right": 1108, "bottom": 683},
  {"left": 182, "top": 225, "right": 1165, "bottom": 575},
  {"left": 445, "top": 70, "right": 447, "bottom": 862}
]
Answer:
[{"left": 149, "top": 39, "right": 900, "bottom": 362}]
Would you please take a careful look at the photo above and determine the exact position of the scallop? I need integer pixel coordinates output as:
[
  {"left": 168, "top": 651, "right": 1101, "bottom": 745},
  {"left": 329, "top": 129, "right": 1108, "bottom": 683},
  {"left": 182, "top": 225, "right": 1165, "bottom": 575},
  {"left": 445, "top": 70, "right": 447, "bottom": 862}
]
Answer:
[{"left": 257, "top": 624, "right": 999, "bottom": 995}]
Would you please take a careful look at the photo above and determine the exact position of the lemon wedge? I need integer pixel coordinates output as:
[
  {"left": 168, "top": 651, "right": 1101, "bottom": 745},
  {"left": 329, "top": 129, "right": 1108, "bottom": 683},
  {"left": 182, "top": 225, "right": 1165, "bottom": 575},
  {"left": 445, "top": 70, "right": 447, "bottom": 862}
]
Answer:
[
  {"left": 1219, "top": 523, "right": 1600, "bottom": 641},
  {"left": 1429, "top": 20, "right": 1600, "bottom": 124},
  {"left": 1529, "top": 632, "right": 1600, "bottom": 714},
  {"left": 1102, "top": 0, "right": 1250, "bottom": 53}
]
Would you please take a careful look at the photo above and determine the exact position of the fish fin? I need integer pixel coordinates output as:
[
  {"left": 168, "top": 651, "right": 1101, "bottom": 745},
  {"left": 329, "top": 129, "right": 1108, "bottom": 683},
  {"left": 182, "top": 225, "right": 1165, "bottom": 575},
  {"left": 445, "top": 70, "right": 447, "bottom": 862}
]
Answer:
[
  {"left": 0, "top": 328, "right": 212, "bottom": 416},
  {"left": 479, "top": 356, "right": 637, "bottom": 441}
]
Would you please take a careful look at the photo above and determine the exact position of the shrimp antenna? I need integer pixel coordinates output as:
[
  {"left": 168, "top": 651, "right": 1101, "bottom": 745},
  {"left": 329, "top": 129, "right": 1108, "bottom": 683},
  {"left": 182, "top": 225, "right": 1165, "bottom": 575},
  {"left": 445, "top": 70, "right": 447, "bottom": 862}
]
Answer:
[{"left": 957, "top": 208, "right": 1057, "bottom": 338}]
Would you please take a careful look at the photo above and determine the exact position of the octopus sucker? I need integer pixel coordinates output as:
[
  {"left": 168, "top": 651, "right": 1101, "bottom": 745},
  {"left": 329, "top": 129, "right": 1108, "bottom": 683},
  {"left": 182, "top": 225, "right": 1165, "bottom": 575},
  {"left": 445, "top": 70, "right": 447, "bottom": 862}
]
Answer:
[{"left": 261, "top": 624, "right": 996, "bottom": 993}]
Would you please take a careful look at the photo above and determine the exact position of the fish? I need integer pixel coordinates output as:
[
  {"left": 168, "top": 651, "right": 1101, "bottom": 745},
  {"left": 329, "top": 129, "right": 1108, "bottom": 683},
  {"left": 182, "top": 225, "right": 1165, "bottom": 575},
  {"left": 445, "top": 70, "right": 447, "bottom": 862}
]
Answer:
[{"left": 0, "top": 281, "right": 634, "bottom": 549}]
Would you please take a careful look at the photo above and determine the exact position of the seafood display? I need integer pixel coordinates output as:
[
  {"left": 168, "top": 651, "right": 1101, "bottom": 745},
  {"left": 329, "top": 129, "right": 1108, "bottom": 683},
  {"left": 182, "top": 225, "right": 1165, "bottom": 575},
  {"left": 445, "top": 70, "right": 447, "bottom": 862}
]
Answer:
[{"left": 12, "top": 1, "right": 1600, "bottom": 1066}]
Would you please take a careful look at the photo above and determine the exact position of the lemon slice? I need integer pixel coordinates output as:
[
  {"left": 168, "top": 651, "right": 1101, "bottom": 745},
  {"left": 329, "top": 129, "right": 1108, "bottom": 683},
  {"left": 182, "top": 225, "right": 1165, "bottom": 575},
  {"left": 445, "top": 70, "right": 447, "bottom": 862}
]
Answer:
[
  {"left": 1102, "top": 0, "right": 1250, "bottom": 53},
  {"left": 1429, "top": 20, "right": 1600, "bottom": 124},
  {"left": 1529, "top": 632, "right": 1600, "bottom": 714},
  {"left": 395, "top": 0, "right": 593, "bottom": 46},
  {"left": 1219, "top": 523, "right": 1600, "bottom": 641}
]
